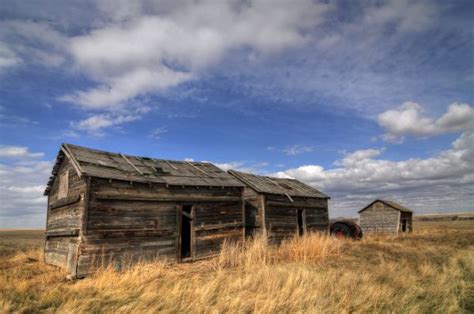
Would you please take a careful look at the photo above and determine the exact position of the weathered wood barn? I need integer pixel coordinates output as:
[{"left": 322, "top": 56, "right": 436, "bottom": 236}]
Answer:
[
  {"left": 44, "top": 144, "right": 244, "bottom": 277},
  {"left": 358, "top": 199, "right": 413, "bottom": 235},
  {"left": 228, "top": 170, "right": 330, "bottom": 243}
]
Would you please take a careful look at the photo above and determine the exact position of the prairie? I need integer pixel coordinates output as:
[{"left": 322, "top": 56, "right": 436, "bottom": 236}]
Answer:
[{"left": 1, "top": 219, "right": 473, "bottom": 313}]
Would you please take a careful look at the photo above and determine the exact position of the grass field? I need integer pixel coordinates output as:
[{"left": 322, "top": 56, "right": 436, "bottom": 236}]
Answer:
[{"left": 1, "top": 218, "right": 473, "bottom": 313}]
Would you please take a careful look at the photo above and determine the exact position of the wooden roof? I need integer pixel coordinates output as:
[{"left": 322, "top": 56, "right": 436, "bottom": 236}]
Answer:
[
  {"left": 228, "top": 170, "right": 329, "bottom": 199},
  {"left": 44, "top": 143, "right": 243, "bottom": 195},
  {"left": 358, "top": 199, "right": 413, "bottom": 213}
]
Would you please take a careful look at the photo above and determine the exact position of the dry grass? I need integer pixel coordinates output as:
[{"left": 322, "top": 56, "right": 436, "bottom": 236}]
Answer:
[{"left": 1, "top": 229, "right": 473, "bottom": 313}]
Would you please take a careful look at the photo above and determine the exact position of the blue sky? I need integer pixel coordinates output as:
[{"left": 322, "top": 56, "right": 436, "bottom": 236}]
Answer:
[{"left": 0, "top": 0, "right": 473, "bottom": 227}]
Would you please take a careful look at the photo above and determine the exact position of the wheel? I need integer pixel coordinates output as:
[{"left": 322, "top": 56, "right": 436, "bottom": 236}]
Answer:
[{"left": 330, "top": 222, "right": 352, "bottom": 238}]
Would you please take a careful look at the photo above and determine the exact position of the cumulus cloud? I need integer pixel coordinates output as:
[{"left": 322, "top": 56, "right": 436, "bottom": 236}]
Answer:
[
  {"left": 274, "top": 130, "right": 474, "bottom": 217},
  {"left": 0, "top": 145, "right": 44, "bottom": 158},
  {"left": 71, "top": 106, "right": 151, "bottom": 136},
  {"left": 0, "top": 147, "right": 50, "bottom": 228},
  {"left": 0, "top": 44, "right": 21, "bottom": 71},
  {"left": 378, "top": 102, "right": 474, "bottom": 142},
  {"left": 363, "top": 0, "right": 438, "bottom": 32},
  {"left": 214, "top": 161, "right": 269, "bottom": 173},
  {"left": 60, "top": 0, "right": 332, "bottom": 109},
  {"left": 0, "top": 20, "right": 67, "bottom": 69},
  {"left": 283, "top": 145, "right": 314, "bottom": 156},
  {"left": 148, "top": 127, "right": 168, "bottom": 140}
]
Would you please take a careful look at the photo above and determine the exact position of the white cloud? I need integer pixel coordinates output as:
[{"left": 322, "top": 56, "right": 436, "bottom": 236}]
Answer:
[
  {"left": 71, "top": 107, "right": 151, "bottom": 136},
  {"left": 283, "top": 145, "right": 314, "bottom": 156},
  {"left": 148, "top": 127, "right": 168, "bottom": 140},
  {"left": 60, "top": 0, "right": 332, "bottom": 109},
  {"left": 0, "top": 44, "right": 21, "bottom": 71},
  {"left": 274, "top": 129, "right": 474, "bottom": 217},
  {"left": 0, "top": 148, "right": 51, "bottom": 228},
  {"left": 378, "top": 102, "right": 474, "bottom": 142},
  {"left": 363, "top": 0, "right": 438, "bottom": 32},
  {"left": 0, "top": 146, "right": 44, "bottom": 158},
  {"left": 214, "top": 161, "right": 269, "bottom": 173},
  {"left": 0, "top": 20, "right": 67, "bottom": 69}
]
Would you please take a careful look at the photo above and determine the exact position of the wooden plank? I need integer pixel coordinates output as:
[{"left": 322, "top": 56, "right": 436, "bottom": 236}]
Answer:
[
  {"left": 120, "top": 153, "right": 144, "bottom": 175},
  {"left": 82, "top": 176, "right": 91, "bottom": 236},
  {"left": 182, "top": 211, "right": 193, "bottom": 219},
  {"left": 191, "top": 206, "right": 196, "bottom": 261},
  {"left": 93, "top": 193, "right": 242, "bottom": 203},
  {"left": 46, "top": 229, "right": 80, "bottom": 237},
  {"left": 49, "top": 195, "right": 81, "bottom": 210},
  {"left": 61, "top": 144, "right": 84, "bottom": 177},
  {"left": 187, "top": 161, "right": 210, "bottom": 177},
  {"left": 195, "top": 222, "right": 242, "bottom": 231},
  {"left": 165, "top": 160, "right": 178, "bottom": 171},
  {"left": 176, "top": 205, "right": 182, "bottom": 262},
  {"left": 261, "top": 194, "right": 267, "bottom": 234},
  {"left": 266, "top": 200, "right": 327, "bottom": 209}
]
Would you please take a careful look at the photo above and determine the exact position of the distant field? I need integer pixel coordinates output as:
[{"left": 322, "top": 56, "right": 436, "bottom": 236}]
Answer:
[
  {"left": 0, "top": 229, "right": 44, "bottom": 256},
  {"left": 414, "top": 212, "right": 474, "bottom": 231}
]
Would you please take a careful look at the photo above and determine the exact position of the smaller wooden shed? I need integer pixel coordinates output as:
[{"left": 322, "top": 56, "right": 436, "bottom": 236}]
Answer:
[
  {"left": 358, "top": 199, "right": 413, "bottom": 235},
  {"left": 228, "top": 170, "right": 330, "bottom": 244}
]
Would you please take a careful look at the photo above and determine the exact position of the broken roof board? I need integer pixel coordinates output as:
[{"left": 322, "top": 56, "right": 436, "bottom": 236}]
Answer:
[{"left": 228, "top": 170, "right": 329, "bottom": 199}]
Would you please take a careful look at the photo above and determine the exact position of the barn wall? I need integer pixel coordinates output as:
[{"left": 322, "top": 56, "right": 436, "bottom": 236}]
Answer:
[
  {"left": 359, "top": 201, "right": 399, "bottom": 235},
  {"left": 77, "top": 178, "right": 243, "bottom": 276},
  {"left": 264, "top": 194, "right": 329, "bottom": 244},
  {"left": 242, "top": 187, "right": 264, "bottom": 237},
  {"left": 193, "top": 200, "right": 243, "bottom": 259},
  {"left": 45, "top": 157, "right": 86, "bottom": 273}
]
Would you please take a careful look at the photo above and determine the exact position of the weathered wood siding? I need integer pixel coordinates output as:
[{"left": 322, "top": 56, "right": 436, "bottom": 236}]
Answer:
[
  {"left": 45, "top": 157, "right": 86, "bottom": 273},
  {"left": 76, "top": 178, "right": 243, "bottom": 276},
  {"left": 359, "top": 201, "right": 400, "bottom": 235},
  {"left": 194, "top": 201, "right": 242, "bottom": 259},
  {"left": 243, "top": 187, "right": 264, "bottom": 237},
  {"left": 264, "top": 194, "right": 329, "bottom": 244}
]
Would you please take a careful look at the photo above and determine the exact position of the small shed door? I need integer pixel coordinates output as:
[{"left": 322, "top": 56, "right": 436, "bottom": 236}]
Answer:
[
  {"left": 401, "top": 219, "right": 408, "bottom": 232},
  {"left": 178, "top": 205, "right": 195, "bottom": 261},
  {"left": 297, "top": 209, "right": 306, "bottom": 236}
]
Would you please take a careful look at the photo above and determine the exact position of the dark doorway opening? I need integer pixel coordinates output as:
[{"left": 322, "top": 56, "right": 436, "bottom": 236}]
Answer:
[
  {"left": 245, "top": 205, "right": 258, "bottom": 238},
  {"left": 297, "top": 209, "right": 305, "bottom": 236},
  {"left": 401, "top": 219, "right": 407, "bottom": 232},
  {"left": 180, "top": 205, "right": 192, "bottom": 259}
]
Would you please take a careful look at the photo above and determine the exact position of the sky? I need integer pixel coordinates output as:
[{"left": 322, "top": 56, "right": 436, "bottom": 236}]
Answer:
[{"left": 0, "top": 0, "right": 473, "bottom": 228}]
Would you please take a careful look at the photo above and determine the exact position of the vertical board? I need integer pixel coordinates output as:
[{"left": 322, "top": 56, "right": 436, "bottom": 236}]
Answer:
[{"left": 58, "top": 170, "right": 69, "bottom": 199}]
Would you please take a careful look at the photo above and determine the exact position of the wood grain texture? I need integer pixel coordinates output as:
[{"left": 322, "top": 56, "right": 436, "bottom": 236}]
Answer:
[{"left": 359, "top": 201, "right": 408, "bottom": 235}]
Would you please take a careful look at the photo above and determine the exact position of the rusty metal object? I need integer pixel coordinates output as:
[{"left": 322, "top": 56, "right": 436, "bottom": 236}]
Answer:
[{"left": 330, "top": 220, "right": 363, "bottom": 239}]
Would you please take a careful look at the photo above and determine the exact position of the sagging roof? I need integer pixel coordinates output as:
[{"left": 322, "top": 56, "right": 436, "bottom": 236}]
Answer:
[
  {"left": 228, "top": 170, "right": 329, "bottom": 199},
  {"left": 358, "top": 199, "right": 413, "bottom": 213},
  {"left": 44, "top": 143, "right": 244, "bottom": 195}
]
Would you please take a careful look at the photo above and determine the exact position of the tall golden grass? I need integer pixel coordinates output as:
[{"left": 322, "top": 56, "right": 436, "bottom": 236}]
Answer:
[{"left": 1, "top": 230, "right": 473, "bottom": 313}]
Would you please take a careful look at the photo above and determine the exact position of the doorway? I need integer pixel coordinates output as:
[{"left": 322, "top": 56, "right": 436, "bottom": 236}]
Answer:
[
  {"left": 401, "top": 219, "right": 407, "bottom": 232},
  {"left": 297, "top": 209, "right": 305, "bottom": 236},
  {"left": 180, "top": 205, "right": 193, "bottom": 259}
]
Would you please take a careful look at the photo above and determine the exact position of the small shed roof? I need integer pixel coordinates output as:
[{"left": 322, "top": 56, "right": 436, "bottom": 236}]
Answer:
[
  {"left": 44, "top": 143, "right": 243, "bottom": 195},
  {"left": 228, "top": 170, "right": 329, "bottom": 199},
  {"left": 358, "top": 199, "right": 413, "bottom": 213}
]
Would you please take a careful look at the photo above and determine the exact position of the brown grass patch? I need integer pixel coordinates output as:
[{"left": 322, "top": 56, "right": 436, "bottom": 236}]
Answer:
[{"left": 1, "top": 230, "right": 473, "bottom": 313}]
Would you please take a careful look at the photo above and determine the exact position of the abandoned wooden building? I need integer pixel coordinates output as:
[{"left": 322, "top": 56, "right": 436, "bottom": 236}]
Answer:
[
  {"left": 228, "top": 170, "right": 330, "bottom": 243},
  {"left": 44, "top": 144, "right": 244, "bottom": 277},
  {"left": 358, "top": 199, "right": 413, "bottom": 235}
]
